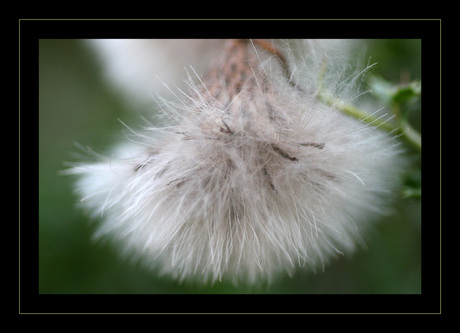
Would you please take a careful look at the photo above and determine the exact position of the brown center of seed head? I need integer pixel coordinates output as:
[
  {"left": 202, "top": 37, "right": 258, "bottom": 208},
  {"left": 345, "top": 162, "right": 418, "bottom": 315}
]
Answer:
[
  {"left": 206, "top": 39, "right": 286, "bottom": 101},
  {"left": 199, "top": 39, "right": 286, "bottom": 139}
]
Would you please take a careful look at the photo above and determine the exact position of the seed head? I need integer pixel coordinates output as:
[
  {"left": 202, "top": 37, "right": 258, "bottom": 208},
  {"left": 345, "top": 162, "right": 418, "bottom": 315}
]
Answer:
[{"left": 69, "top": 39, "right": 404, "bottom": 284}]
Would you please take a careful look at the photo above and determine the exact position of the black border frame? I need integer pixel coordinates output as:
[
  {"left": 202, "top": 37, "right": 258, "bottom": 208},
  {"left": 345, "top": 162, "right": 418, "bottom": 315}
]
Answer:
[{"left": 19, "top": 18, "right": 442, "bottom": 315}]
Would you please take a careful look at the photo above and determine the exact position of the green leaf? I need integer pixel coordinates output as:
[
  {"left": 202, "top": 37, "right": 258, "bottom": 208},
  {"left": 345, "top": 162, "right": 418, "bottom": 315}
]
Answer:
[
  {"left": 401, "top": 169, "right": 421, "bottom": 199},
  {"left": 391, "top": 80, "right": 421, "bottom": 105},
  {"left": 368, "top": 76, "right": 421, "bottom": 107}
]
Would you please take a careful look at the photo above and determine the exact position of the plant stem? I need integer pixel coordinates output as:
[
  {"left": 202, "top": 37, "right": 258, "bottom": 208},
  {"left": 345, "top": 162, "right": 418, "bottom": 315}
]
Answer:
[
  {"left": 399, "top": 119, "right": 422, "bottom": 151},
  {"left": 318, "top": 92, "right": 421, "bottom": 152}
]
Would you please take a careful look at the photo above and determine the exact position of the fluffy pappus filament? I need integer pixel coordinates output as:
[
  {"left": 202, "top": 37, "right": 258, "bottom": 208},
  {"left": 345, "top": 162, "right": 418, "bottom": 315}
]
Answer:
[{"left": 69, "top": 39, "right": 404, "bottom": 285}]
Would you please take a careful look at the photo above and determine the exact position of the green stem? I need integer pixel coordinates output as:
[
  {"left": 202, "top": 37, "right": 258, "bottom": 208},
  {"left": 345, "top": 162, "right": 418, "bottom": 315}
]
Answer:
[
  {"left": 399, "top": 119, "right": 422, "bottom": 151},
  {"left": 318, "top": 91, "right": 421, "bottom": 152}
]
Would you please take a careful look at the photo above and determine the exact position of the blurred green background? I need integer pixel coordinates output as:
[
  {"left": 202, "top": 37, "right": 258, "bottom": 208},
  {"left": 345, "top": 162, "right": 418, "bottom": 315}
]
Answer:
[{"left": 38, "top": 39, "right": 421, "bottom": 294}]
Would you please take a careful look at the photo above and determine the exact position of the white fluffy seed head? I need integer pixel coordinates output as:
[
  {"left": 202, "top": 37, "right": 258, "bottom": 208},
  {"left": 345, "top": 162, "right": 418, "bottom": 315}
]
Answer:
[{"left": 70, "top": 39, "right": 404, "bottom": 285}]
